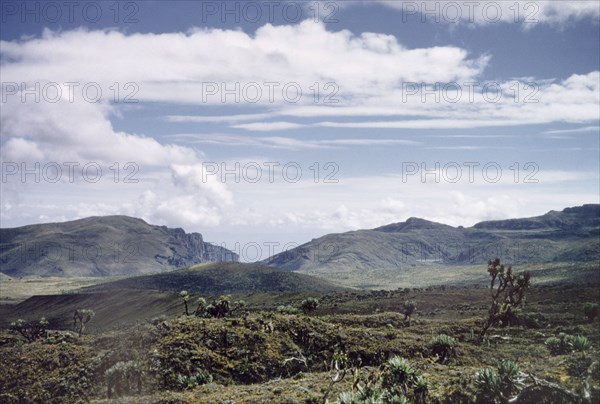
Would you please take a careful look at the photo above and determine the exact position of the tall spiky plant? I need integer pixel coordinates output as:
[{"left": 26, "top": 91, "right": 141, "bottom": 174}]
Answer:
[{"left": 479, "top": 258, "right": 530, "bottom": 342}]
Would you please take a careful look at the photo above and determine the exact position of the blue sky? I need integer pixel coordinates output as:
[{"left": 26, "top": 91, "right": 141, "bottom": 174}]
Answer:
[{"left": 1, "top": 1, "right": 599, "bottom": 260}]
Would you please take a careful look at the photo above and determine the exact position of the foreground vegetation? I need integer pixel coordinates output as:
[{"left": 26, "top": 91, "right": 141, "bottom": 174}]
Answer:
[{"left": 0, "top": 264, "right": 598, "bottom": 403}]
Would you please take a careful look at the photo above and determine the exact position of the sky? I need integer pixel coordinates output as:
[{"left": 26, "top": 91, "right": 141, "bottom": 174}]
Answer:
[{"left": 1, "top": 0, "right": 599, "bottom": 261}]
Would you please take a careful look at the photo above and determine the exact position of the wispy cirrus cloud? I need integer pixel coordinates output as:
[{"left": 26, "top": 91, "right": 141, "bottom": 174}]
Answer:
[
  {"left": 542, "top": 126, "right": 600, "bottom": 135},
  {"left": 165, "top": 134, "right": 421, "bottom": 150},
  {"left": 166, "top": 113, "right": 277, "bottom": 123}
]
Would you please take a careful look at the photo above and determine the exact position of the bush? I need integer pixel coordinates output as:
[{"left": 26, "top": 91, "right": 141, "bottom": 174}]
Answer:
[
  {"left": 337, "top": 356, "right": 429, "bottom": 404},
  {"left": 479, "top": 259, "right": 530, "bottom": 341},
  {"left": 545, "top": 336, "right": 564, "bottom": 355},
  {"left": 427, "top": 334, "right": 457, "bottom": 364},
  {"left": 175, "top": 370, "right": 213, "bottom": 390},
  {"left": 545, "top": 333, "right": 591, "bottom": 355},
  {"left": 584, "top": 303, "right": 598, "bottom": 322},
  {"left": 10, "top": 317, "right": 49, "bottom": 342},
  {"left": 301, "top": 297, "right": 319, "bottom": 313},
  {"left": 277, "top": 305, "right": 300, "bottom": 315},
  {"left": 179, "top": 290, "right": 190, "bottom": 315},
  {"left": 402, "top": 300, "right": 417, "bottom": 326},
  {"left": 381, "top": 356, "right": 426, "bottom": 399},
  {"left": 475, "top": 359, "right": 591, "bottom": 402},
  {"left": 475, "top": 360, "right": 520, "bottom": 403},
  {"left": 206, "top": 295, "right": 231, "bottom": 318},
  {"left": 231, "top": 299, "right": 247, "bottom": 315},
  {"left": 337, "top": 391, "right": 362, "bottom": 404},
  {"left": 194, "top": 297, "right": 206, "bottom": 316},
  {"left": 570, "top": 335, "right": 592, "bottom": 353},
  {"left": 497, "top": 360, "right": 520, "bottom": 394},
  {"left": 475, "top": 367, "right": 502, "bottom": 402},
  {"left": 105, "top": 360, "right": 142, "bottom": 398},
  {"left": 73, "top": 308, "right": 95, "bottom": 336}
]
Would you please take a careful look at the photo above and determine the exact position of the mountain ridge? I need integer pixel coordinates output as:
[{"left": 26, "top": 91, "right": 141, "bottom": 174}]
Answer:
[
  {"left": 0, "top": 215, "right": 238, "bottom": 277},
  {"left": 263, "top": 205, "right": 600, "bottom": 273}
]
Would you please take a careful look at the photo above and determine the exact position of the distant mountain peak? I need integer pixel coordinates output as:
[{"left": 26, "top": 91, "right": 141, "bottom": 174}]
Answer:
[
  {"left": 373, "top": 217, "right": 453, "bottom": 233},
  {"left": 0, "top": 215, "right": 238, "bottom": 277},
  {"left": 474, "top": 204, "right": 600, "bottom": 231},
  {"left": 263, "top": 204, "right": 600, "bottom": 283}
]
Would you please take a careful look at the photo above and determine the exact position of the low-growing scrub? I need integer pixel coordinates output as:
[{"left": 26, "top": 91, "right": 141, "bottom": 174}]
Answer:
[
  {"left": 301, "top": 297, "right": 320, "bottom": 313},
  {"left": 10, "top": 317, "right": 48, "bottom": 342},
  {"left": 1, "top": 275, "right": 598, "bottom": 403},
  {"left": 277, "top": 305, "right": 300, "bottom": 314},
  {"left": 105, "top": 360, "right": 142, "bottom": 398},
  {"left": 427, "top": 334, "right": 457, "bottom": 364},
  {"left": 335, "top": 356, "right": 431, "bottom": 403},
  {"left": 402, "top": 300, "right": 417, "bottom": 326},
  {"left": 545, "top": 333, "right": 593, "bottom": 355},
  {"left": 175, "top": 369, "right": 213, "bottom": 390}
]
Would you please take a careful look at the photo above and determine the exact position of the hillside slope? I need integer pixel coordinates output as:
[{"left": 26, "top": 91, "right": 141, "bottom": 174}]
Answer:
[
  {"left": 0, "top": 216, "right": 237, "bottom": 277},
  {"left": 263, "top": 205, "right": 600, "bottom": 273},
  {"left": 84, "top": 262, "right": 346, "bottom": 295}
]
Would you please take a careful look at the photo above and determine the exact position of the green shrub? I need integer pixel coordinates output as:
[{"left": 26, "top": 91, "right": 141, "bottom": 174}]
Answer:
[
  {"left": 475, "top": 360, "right": 520, "bottom": 403},
  {"left": 497, "top": 360, "right": 520, "bottom": 395},
  {"left": 381, "top": 356, "right": 418, "bottom": 393},
  {"left": 545, "top": 336, "right": 563, "bottom": 355},
  {"left": 475, "top": 367, "right": 502, "bottom": 402},
  {"left": 402, "top": 300, "right": 417, "bottom": 326},
  {"left": 194, "top": 297, "right": 207, "bottom": 316},
  {"left": 73, "top": 308, "right": 95, "bottom": 336},
  {"left": 337, "top": 391, "right": 362, "bottom": 404},
  {"left": 336, "top": 357, "right": 429, "bottom": 404},
  {"left": 179, "top": 290, "right": 190, "bottom": 315},
  {"left": 412, "top": 375, "right": 431, "bottom": 403},
  {"left": 231, "top": 299, "right": 247, "bottom": 315},
  {"left": 105, "top": 360, "right": 142, "bottom": 398},
  {"left": 301, "top": 297, "right": 319, "bottom": 313},
  {"left": 175, "top": 370, "right": 213, "bottom": 390},
  {"left": 545, "top": 333, "right": 591, "bottom": 354},
  {"left": 570, "top": 335, "right": 592, "bottom": 353},
  {"left": 427, "top": 334, "right": 457, "bottom": 364},
  {"left": 277, "top": 305, "right": 300, "bottom": 315},
  {"left": 205, "top": 295, "right": 231, "bottom": 317},
  {"left": 10, "top": 317, "right": 49, "bottom": 342},
  {"left": 479, "top": 259, "right": 530, "bottom": 341},
  {"left": 382, "top": 357, "right": 423, "bottom": 400}
]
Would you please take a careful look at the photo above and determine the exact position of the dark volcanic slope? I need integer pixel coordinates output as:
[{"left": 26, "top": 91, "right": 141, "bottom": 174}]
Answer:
[
  {"left": 263, "top": 205, "right": 600, "bottom": 272},
  {"left": 0, "top": 216, "right": 237, "bottom": 277},
  {"left": 85, "top": 262, "right": 346, "bottom": 294},
  {"left": 0, "top": 263, "right": 345, "bottom": 331}
]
